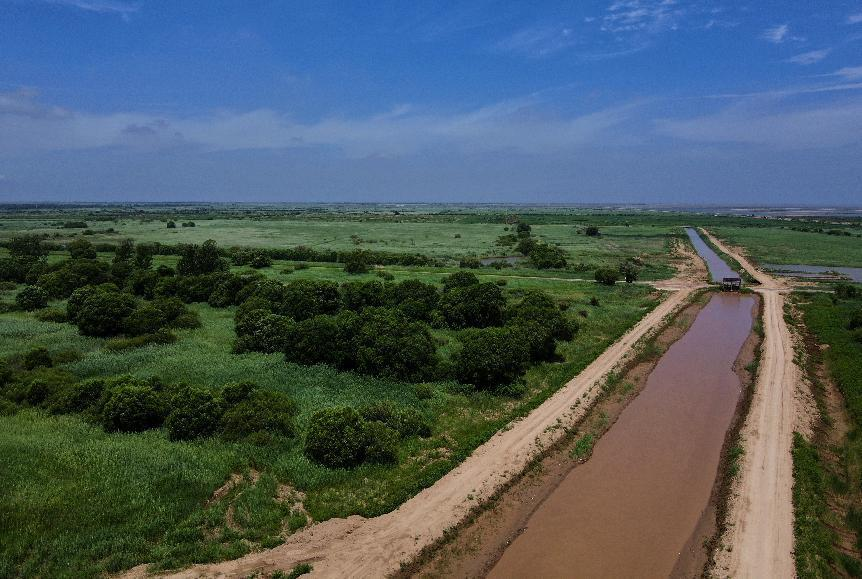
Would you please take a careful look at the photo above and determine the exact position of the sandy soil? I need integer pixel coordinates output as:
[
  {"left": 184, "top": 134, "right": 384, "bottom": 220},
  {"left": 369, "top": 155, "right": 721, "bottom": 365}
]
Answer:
[
  {"left": 703, "top": 230, "right": 797, "bottom": 579},
  {"left": 125, "top": 287, "right": 694, "bottom": 579}
]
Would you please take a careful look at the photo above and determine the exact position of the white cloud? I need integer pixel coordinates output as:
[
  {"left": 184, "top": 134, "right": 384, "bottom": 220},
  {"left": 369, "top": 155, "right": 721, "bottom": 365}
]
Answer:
[
  {"left": 762, "top": 23, "right": 789, "bottom": 43},
  {"left": 786, "top": 48, "right": 831, "bottom": 65},
  {"left": 602, "top": 0, "right": 685, "bottom": 34},
  {"left": 493, "top": 26, "right": 577, "bottom": 58},
  {"left": 40, "top": 0, "right": 139, "bottom": 18},
  {"left": 656, "top": 97, "right": 862, "bottom": 149},
  {"left": 848, "top": 13, "right": 862, "bottom": 24},
  {"left": 830, "top": 66, "right": 862, "bottom": 80},
  {"left": 0, "top": 89, "right": 639, "bottom": 157}
]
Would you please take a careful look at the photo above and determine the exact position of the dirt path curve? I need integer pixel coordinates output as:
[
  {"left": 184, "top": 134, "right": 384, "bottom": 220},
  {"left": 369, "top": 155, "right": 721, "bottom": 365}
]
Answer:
[
  {"left": 702, "top": 230, "right": 796, "bottom": 579},
  {"left": 126, "top": 287, "right": 694, "bottom": 579}
]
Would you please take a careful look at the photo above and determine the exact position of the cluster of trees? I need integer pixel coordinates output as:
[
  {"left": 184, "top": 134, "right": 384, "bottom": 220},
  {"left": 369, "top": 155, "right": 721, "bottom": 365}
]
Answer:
[
  {"left": 304, "top": 403, "right": 431, "bottom": 468},
  {"left": 0, "top": 362, "right": 296, "bottom": 444},
  {"left": 595, "top": 258, "right": 642, "bottom": 285},
  {"left": 512, "top": 222, "right": 568, "bottom": 269},
  {"left": 230, "top": 247, "right": 273, "bottom": 269},
  {"left": 234, "top": 270, "right": 578, "bottom": 392}
]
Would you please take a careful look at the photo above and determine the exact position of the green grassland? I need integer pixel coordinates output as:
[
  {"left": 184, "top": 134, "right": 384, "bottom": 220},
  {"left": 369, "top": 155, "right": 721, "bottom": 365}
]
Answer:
[
  {"left": 792, "top": 291, "right": 862, "bottom": 577},
  {"left": 711, "top": 226, "right": 862, "bottom": 268},
  {"left": 0, "top": 216, "right": 680, "bottom": 278},
  {"left": 0, "top": 244, "right": 659, "bottom": 576}
]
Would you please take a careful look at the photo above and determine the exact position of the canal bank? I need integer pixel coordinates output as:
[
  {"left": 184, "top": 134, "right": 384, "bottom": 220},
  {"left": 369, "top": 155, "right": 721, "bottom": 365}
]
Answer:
[{"left": 404, "top": 289, "right": 762, "bottom": 578}]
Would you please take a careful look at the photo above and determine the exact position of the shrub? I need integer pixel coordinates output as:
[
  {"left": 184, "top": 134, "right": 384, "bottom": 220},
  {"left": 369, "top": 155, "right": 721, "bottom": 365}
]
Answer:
[
  {"left": 343, "top": 250, "right": 371, "bottom": 274},
  {"left": 454, "top": 327, "right": 530, "bottom": 391},
  {"left": 836, "top": 283, "right": 859, "bottom": 299},
  {"left": 222, "top": 381, "right": 257, "bottom": 406},
  {"left": 459, "top": 257, "right": 481, "bottom": 269},
  {"left": 38, "top": 258, "right": 112, "bottom": 298},
  {"left": 594, "top": 268, "right": 619, "bottom": 286},
  {"left": 304, "top": 407, "right": 368, "bottom": 468},
  {"left": 176, "top": 240, "right": 227, "bottom": 276},
  {"left": 221, "top": 389, "right": 296, "bottom": 440},
  {"left": 376, "top": 270, "right": 394, "bottom": 281},
  {"left": 69, "top": 285, "right": 137, "bottom": 337},
  {"left": 22, "top": 347, "right": 52, "bottom": 370},
  {"left": 284, "top": 313, "right": 354, "bottom": 366},
  {"left": 352, "top": 308, "right": 439, "bottom": 381},
  {"left": 15, "top": 285, "right": 48, "bottom": 311},
  {"left": 34, "top": 307, "right": 68, "bottom": 323},
  {"left": 506, "top": 290, "right": 577, "bottom": 340},
  {"left": 127, "top": 269, "right": 160, "bottom": 298},
  {"left": 68, "top": 238, "right": 97, "bottom": 260},
  {"left": 440, "top": 282, "right": 505, "bottom": 329},
  {"left": 165, "top": 387, "right": 224, "bottom": 441},
  {"left": 341, "top": 280, "right": 385, "bottom": 311},
  {"left": 361, "top": 421, "right": 399, "bottom": 464},
  {"left": 359, "top": 402, "right": 431, "bottom": 438},
  {"left": 619, "top": 259, "right": 641, "bottom": 283},
  {"left": 123, "top": 302, "right": 169, "bottom": 335},
  {"left": 0, "top": 398, "right": 17, "bottom": 416},
  {"left": 239, "top": 313, "right": 294, "bottom": 353},
  {"left": 516, "top": 222, "right": 531, "bottom": 236},
  {"left": 529, "top": 243, "right": 567, "bottom": 269},
  {"left": 49, "top": 378, "right": 106, "bottom": 414},
  {"left": 100, "top": 384, "right": 164, "bottom": 432},
  {"left": 442, "top": 271, "right": 479, "bottom": 292},
  {"left": 103, "top": 329, "right": 177, "bottom": 352},
  {"left": 585, "top": 225, "right": 600, "bottom": 236},
  {"left": 516, "top": 236, "right": 537, "bottom": 256},
  {"left": 281, "top": 279, "right": 340, "bottom": 321}
]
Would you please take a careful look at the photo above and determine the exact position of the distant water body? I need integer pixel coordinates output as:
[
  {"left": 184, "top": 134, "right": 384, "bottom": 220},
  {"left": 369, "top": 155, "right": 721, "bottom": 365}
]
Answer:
[
  {"left": 765, "top": 264, "right": 862, "bottom": 283},
  {"left": 684, "top": 227, "right": 738, "bottom": 282}
]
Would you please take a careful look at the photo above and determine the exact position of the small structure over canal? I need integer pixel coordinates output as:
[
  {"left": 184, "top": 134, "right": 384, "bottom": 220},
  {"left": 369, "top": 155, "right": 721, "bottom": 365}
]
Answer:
[{"left": 722, "top": 276, "right": 742, "bottom": 291}]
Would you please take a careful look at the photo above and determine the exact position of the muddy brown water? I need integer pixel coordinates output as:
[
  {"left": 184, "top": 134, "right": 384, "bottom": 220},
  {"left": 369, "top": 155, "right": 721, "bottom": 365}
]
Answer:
[{"left": 488, "top": 293, "right": 756, "bottom": 579}]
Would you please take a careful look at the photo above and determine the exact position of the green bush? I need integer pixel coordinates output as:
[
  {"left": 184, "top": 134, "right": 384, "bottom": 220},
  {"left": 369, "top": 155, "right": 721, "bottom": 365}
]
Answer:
[
  {"left": 221, "top": 389, "right": 296, "bottom": 441},
  {"left": 459, "top": 257, "right": 481, "bottom": 269},
  {"left": 221, "top": 381, "right": 256, "bottom": 406},
  {"left": 585, "top": 225, "right": 600, "bottom": 236},
  {"left": 22, "top": 347, "right": 52, "bottom": 370},
  {"left": 68, "top": 238, "right": 97, "bottom": 260},
  {"left": 529, "top": 243, "right": 567, "bottom": 269},
  {"left": 506, "top": 290, "right": 577, "bottom": 341},
  {"left": 49, "top": 378, "right": 106, "bottom": 414},
  {"left": 454, "top": 327, "right": 530, "bottom": 391},
  {"left": 594, "top": 268, "right": 620, "bottom": 286},
  {"left": 103, "top": 329, "right": 177, "bottom": 352},
  {"left": 352, "top": 308, "right": 439, "bottom": 381},
  {"left": 165, "top": 387, "right": 224, "bottom": 441},
  {"left": 341, "top": 280, "right": 384, "bottom": 311},
  {"left": 68, "top": 285, "right": 137, "bottom": 337},
  {"left": 34, "top": 307, "right": 68, "bottom": 323},
  {"left": 37, "top": 259, "right": 111, "bottom": 298},
  {"left": 440, "top": 282, "right": 505, "bottom": 329},
  {"left": 15, "top": 285, "right": 48, "bottom": 311},
  {"left": 100, "top": 384, "right": 164, "bottom": 433},
  {"left": 281, "top": 279, "right": 341, "bottom": 321},
  {"left": 619, "top": 259, "right": 641, "bottom": 283},
  {"left": 343, "top": 250, "right": 371, "bottom": 274},
  {"left": 304, "top": 407, "right": 368, "bottom": 468},
  {"left": 385, "top": 279, "right": 440, "bottom": 322},
  {"left": 284, "top": 312, "right": 355, "bottom": 367},
  {"left": 442, "top": 271, "right": 479, "bottom": 292},
  {"left": 361, "top": 421, "right": 399, "bottom": 464},
  {"left": 176, "top": 240, "right": 227, "bottom": 276},
  {"left": 359, "top": 402, "right": 431, "bottom": 438}
]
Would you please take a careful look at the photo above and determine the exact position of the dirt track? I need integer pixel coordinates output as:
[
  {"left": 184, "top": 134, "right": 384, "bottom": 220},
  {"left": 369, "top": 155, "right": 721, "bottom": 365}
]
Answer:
[
  {"left": 702, "top": 230, "right": 797, "bottom": 579},
  {"left": 126, "top": 288, "right": 694, "bottom": 579}
]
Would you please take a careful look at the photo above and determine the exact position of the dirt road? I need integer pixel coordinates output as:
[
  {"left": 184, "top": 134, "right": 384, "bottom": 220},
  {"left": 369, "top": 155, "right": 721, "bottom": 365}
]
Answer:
[
  {"left": 702, "top": 230, "right": 796, "bottom": 578},
  {"left": 126, "top": 287, "right": 694, "bottom": 579}
]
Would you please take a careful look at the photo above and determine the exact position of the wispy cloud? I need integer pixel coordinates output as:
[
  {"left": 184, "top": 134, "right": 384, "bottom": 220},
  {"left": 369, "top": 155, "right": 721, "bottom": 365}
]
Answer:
[
  {"left": 655, "top": 97, "right": 862, "bottom": 149},
  {"left": 848, "top": 12, "right": 862, "bottom": 24},
  {"left": 0, "top": 89, "right": 639, "bottom": 157},
  {"left": 827, "top": 66, "right": 862, "bottom": 81},
  {"left": 762, "top": 23, "right": 790, "bottom": 43},
  {"left": 787, "top": 48, "right": 831, "bottom": 65},
  {"left": 601, "top": 0, "right": 685, "bottom": 34},
  {"left": 40, "top": 0, "right": 139, "bottom": 19},
  {"left": 493, "top": 26, "right": 577, "bottom": 58}
]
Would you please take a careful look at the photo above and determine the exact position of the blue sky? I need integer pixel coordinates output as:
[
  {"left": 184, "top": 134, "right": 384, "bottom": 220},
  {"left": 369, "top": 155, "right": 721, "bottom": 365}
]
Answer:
[{"left": 1, "top": 0, "right": 861, "bottom": 204}]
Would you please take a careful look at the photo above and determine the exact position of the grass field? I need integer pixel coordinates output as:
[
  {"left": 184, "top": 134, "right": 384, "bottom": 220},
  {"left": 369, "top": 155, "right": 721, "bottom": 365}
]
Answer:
[
  {"left": 711, "top": 226, "right": 862, "bottom": 268},
  {"left": 792, "top": 291, "right": 862, "bottom": 577},
  {"left": 0, "top": 217, "right": 680, "bottom": 278},
  {"left": 0, "top": 251, "right": 659, "bottom": 576}
]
